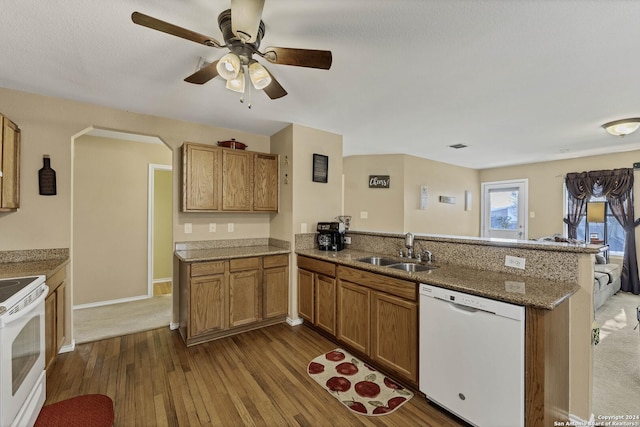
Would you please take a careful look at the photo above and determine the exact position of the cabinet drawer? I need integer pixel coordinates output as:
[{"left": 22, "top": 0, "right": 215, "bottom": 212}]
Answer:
[
  {"left": 191, "top": 261, "right": 226, "bottom": 277},
  {"left": 230, "top": 257, "right": 260, "bottom": 272},
  {"left": 297, "top": 256, "right": 336, "bottom": 277},
  {"left": 337, "top": 266, "right": 417, "bottom": 301},
  {"left": 263, "top": 254, "right": 289, "bottom": 268}
]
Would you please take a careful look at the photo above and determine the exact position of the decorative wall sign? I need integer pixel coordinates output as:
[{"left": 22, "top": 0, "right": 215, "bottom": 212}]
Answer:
[
  {"left": 38, "top": 155, "right": 57, "bottom": 195},
  {"left": 313, "top": 154, "right": 328, "bottom": 183},
  {"left": 369, "top": 175, "right": 390, "bottom": 188}
]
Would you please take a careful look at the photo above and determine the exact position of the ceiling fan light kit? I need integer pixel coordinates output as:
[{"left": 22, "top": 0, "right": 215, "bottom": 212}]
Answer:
[
  {"left": 248, "top": 60, "right": 271, "bottom": 90},
  {"left": 217, "top": 53, "right": 242, "bottom": 80},
  {"left": 226, "top": 67, "right": 246, "bottom": 93},
  {"left": 131, "top": 0, "right": 332, "bottom": 103},
  {"left": 602, "top": 118, "right": 640, "bottom": 137}
]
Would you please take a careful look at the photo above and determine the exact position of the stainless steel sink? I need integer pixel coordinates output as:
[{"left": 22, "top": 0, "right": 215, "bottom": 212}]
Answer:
[
  {"left": 387, "top": 262, "right": 438, "bottom": 273},
  {"left": 355, "top": 256, "right": 399, "bottom": 266}
]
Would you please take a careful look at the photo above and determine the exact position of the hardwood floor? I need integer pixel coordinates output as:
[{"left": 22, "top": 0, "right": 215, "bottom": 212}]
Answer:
[{"left": 45, "top": 323, "right": 467, "bottom": 426}]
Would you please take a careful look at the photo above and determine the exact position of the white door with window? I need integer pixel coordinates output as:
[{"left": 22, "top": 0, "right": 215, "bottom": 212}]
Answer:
[{"left": 481, "top": 180, "right": 528, "bottom": 240}]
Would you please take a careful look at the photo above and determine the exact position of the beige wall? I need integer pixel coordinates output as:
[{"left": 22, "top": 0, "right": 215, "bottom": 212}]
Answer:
[
  {"left": 154, "top": 168, "right": 173, "bottom": 280},
  {"left": 344, "top": 154, "right": 480, "bottom": 235},
  {"left": 479, "top": 150, "right": 640, "bottom": 239},
  {"left": 0, "top": 87, "right": 274, "bottom": 341},
  {"left": 73, "top": 135, "right": 171, "bottom": 305}
]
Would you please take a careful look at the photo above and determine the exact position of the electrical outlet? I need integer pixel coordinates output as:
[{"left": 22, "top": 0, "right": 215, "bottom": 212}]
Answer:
[
  {"left": 505, "top": 255, "right": 526, "bottom": 270},
  {"left": 344, "top": 236, "right": 352, "bottom": 244},
  {"left": 209, "top": 223, "right": 216, "bottom": 232},
  {"left": 228, "top": 223, "right": 234, "bottom": 232},
  {"left": 184, "top": 223, "right": 192, "bottom": 234},
  {"left": 360, "top": 211, "right": 368, "bottom": 219}
]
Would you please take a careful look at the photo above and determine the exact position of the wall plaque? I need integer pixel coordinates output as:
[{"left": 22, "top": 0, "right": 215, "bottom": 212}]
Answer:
[{"left": 369, "top": 175, "right": 390, "bottom": 188}]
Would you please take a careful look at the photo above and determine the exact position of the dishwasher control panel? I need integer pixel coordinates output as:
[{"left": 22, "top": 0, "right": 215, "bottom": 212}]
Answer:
[{"left": 419, "top": 283, "right": 523, "bottom": 320}]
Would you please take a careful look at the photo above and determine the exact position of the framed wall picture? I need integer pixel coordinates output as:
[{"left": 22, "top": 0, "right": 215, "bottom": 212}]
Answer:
[{"left": 312, "top": 154, "right": 328, "bottom": 183}]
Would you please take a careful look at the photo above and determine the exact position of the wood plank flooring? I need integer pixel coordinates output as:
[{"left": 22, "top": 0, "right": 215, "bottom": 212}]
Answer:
[{"left": 45, "top": 323, "right": 468, "bottom": 426}]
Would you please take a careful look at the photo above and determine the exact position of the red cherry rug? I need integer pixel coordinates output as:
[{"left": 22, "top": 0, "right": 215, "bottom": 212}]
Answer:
[{"left": 307, "top": 348, "right": 414, "bottom": 416}]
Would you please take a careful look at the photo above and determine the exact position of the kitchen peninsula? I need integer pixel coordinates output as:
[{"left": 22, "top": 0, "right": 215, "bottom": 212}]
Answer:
[{"left": 295, "top": 230, "right": 596, "bottom": 426}]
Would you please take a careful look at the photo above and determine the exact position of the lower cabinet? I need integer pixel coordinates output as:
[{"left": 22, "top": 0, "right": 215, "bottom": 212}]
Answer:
[
  {"left": 336, "top": 280, "right": 370, "bottom": 355},
  {"left": 263, "top": 255, "right": 289, "bottom": 318},
  {"left": 229, "top": 257, "right": 261, "bottom": 327},
  {"left": 297, "top": 256, "right": 337, "bottom": 335},
  {"left": 45, "top": 267, "right": 67, "bottom": 372},
  {"left": 297, "top": 256, "right": 418, "bottom": 385},
  {"left": 179, "top": 254, "right": 289, "bottom": 346}
]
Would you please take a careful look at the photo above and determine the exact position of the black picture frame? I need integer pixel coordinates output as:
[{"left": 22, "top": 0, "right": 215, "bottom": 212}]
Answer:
[{"left": 312, "top": 154, "right": 328, "bottom": 183}]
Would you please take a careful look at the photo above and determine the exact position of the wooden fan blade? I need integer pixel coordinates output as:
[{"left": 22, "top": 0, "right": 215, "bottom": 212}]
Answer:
[
  {"left": 231, "top": 0, "right": 265, "bottom": 43},
  {"left": 184, "top": 60, "right": 220, "bottom": 84},
  {"left": 263, "top": 47, "right": 332, "bottom": 70},
  {"left": 262, "top": 68, "right": 287, "bottom": 100},
  {"left": 131, "top": 12, "right": 222, "bottom": 48}
]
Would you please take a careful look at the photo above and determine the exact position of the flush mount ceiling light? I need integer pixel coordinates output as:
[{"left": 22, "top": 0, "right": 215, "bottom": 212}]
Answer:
[{"left": 602, "top": 118, "right": 640, "bottom": 137}]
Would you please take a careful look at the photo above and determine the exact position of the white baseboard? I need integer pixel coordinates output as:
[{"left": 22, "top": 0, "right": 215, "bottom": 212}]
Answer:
[
  {"left": 153, "top": 277, "right": 172, "bottom": 284},
  {"left": 73, "top": 294, "right": 151, "bottom": 310},
  {"left": 59, "top": 340, "right": 75, "bottom": 354},
  {"left": 287, "top": 317, "right": 303, "bottom": 326},
  {"left": 170, "top": 322, "right": 179, "bottom": 330}
]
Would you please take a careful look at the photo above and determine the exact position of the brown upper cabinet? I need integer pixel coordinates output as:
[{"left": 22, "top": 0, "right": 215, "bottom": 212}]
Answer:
[
  {"left": 182, "top": 142, "right": 279, "bottom": 213},
  {"left": 0, "top": 113, "right": 20, "bottom": 211}
]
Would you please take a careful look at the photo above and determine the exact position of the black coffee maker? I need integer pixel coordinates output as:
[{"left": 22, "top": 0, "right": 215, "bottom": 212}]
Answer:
[{"left": 317, "top": 222, "right": 345, "bottom": 251}]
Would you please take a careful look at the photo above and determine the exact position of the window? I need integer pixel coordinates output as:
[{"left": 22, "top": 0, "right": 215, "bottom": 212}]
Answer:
[{"left": 572, "top": 196, "right": 625, "bottom": 255}]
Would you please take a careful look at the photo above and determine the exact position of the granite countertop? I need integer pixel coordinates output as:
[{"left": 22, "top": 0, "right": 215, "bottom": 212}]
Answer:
[
  {"left": 0, "top": 258, "right": 69, "bottom": 280},
  {"left": 296, "top": 248, "right": 579, "bottom": 310},
  {"left": 175, "top": 245, "right": 290, "bottom": 262}
]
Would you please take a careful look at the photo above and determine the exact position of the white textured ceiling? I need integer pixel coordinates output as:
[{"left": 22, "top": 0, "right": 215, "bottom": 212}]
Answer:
[{"left": 2, "top": 0, "right": 640, "bottom": 169}]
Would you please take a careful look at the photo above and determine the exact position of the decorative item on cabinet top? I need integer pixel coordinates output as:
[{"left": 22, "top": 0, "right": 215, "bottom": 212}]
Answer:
[{"left": 217, "top": 138, "right": 247, "bottom": 150}]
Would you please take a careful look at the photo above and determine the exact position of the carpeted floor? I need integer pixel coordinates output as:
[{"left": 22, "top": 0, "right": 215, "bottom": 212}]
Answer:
[
  {"left": 592, "top": 290, "right": 640, "bottom": 417},
  {"left": 74, "top": 295, "right": 172, "bottom": 344}
]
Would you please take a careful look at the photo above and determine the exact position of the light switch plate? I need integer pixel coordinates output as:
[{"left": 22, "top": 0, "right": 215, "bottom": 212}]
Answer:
[
  {"left": 228, "top": 223, "right": 234, "bottom": 232},
  {"left": 209, "top": 223, "right": 216, "bottom": 232},
  {"left": 184, "top": 223, "right": 192, "bottom": 234}
]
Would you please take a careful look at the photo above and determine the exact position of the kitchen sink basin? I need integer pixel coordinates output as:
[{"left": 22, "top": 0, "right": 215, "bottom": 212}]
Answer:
[
  {"left": 387, "top": 262, "right": 438, "bottom": 273},
  {"left": 355, "top": 256, "right": 399, "bottom": 266}
]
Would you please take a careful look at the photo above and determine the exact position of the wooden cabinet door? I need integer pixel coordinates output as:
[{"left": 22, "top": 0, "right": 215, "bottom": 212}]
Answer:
[
  {"left": 337, "top": 280, "right": 370, "bottom": 354},
  {"left": 297, "top": 269, "right": 314, "bottom": 323},
  {"left": 222, "top": 149, "right": 252, "bottom": 211},
  {"left": 182, "top": 143, "right": 221, "bottom": 211},
  {"left": 371, "top": 291, "right": 418, "bottom": 382},
  {"left": 315, "top": 274, "right": 336, "bottom": 335},
  {"left": 1, "top": 115, "right": 20, "bottom": 210},
  {"left": 253, "top": 153, "right": 278, "bottom": 212},
  {"left": 44, "top": 292, "right": 57, "bottom": 370},
  {"left": 190, "top": 274, "right": 226, "bottom": 337},
  {"left": 264, "top": 265, "right": 288, "bottom": 319},
  {"left": 55, "top": 282, "right": 66, "bottom": 350},
  {"left": 229, "top": 269, "right": 261, "bottom": 327}
]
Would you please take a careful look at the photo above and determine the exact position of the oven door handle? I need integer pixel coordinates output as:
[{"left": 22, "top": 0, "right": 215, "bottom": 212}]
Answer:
[{"left": 4, "top": 285, "right": 49, "bottom": 325}]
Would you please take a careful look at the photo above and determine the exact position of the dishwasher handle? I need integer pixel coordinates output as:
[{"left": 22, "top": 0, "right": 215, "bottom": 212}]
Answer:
[{"left": 434, "top": 295, "right": 496, "bottom": 315}]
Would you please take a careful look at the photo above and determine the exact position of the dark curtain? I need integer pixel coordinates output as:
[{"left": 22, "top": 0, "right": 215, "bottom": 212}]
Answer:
[
  {"left": 564, "top": 172, "right": 593, "bottom": 239},
  {"left": 566, "top": 168, "right": 640, "bottom": 294}
]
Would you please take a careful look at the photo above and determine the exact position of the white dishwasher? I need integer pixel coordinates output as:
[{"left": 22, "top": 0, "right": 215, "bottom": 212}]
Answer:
[{"left": 419, "top": 284, "right": 524, "bottom": 427}]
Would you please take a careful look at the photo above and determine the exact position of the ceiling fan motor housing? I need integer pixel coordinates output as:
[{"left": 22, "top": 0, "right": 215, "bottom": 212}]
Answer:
[{"left": 218, "top": 9, "right": 265, "bottom": 65}]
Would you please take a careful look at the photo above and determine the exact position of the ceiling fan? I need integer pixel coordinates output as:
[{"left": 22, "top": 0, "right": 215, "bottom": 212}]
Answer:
[{"left": 131, "top": 0, "right": 332, "bottom": 101}]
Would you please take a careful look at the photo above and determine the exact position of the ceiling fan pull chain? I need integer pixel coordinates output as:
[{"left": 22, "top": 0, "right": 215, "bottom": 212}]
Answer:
[{"left": 247, "top": 72, "right": 252, "bottom": 109}]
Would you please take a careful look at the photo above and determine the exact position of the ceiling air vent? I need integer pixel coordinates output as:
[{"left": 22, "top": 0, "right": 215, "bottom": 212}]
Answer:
[{"left": 448, "top": 144, "right": 468, "bottom": 149}]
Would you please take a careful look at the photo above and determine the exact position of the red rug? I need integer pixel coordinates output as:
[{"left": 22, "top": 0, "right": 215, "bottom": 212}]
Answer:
[{"left": 307, "top": 348, "right": 413, "bottom": 416}]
